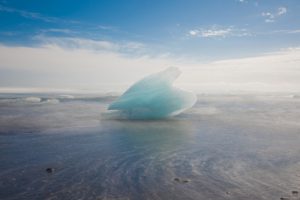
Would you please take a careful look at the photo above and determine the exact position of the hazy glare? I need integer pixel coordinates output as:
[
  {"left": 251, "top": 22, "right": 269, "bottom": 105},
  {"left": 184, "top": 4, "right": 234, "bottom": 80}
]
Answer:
[{"left": 0, "top": 44, "right": 300, "bottom": 94}]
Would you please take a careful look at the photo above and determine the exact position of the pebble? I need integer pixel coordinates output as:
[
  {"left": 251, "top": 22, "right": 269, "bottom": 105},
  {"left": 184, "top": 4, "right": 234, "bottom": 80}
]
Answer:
[
  {"left": 174, "top": 178, "right": 180, "bottom": 182},
  {"left": 173, "top": 177, "right": 190, "bottom": 184},
  {"left": 182, "top": 179, "right": 189, "bottom": 183},
  {"left": 280, "top": 197, "right": 289, "bottom": 200},
  {"left": 291, "top": 190, "right": 298, "bottom": 195},
  {"left": 46, "top": 168, "right": 54, "bottom": 173}
]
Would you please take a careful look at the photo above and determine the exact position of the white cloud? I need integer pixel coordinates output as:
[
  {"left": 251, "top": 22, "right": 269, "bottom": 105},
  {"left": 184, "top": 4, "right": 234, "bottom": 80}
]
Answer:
[
  {"left": 0, "top": 38, "right": 300, "bottom": 93},
  {"left": 121, "top": 42, "right": 145, "bottom": 51},
  {"left": 182, "top": 47, "right": 300, "bottom": 93},
  {"left": 188, "top": 26, "right": 250, "bottom": 38},
  {"left": 277, "top": 7, "right": 287, "bottom": 16},
  {"left": 188, "top": 27, "right": 232, "bottom": 38},
  {"left": 262, "top": 12, "right": 275, "bottom": 19},
  {"left": 201, "top": 28, "right": 232, "bottom": 38},
  {"left": 261, "top": 7, "right": 287, "bottom": 23},
  {"left": 189, "top": 30, "right": 198, "bottom": 36},
  {"left": 0, "top": 37, "right": 183, "bottom": 92},
  {"left": 268, "top": 29, "right": 300, "bottom": 34},
  {"left": 265, "top": 19, "right": 275, "bottom": 23},
  {"left": 288, "top": 29, "right": 300, "bottom": 34}
]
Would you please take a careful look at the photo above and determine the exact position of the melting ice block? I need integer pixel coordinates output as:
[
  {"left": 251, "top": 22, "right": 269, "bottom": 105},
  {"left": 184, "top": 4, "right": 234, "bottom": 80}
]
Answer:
[{"left": 108, "top": 67, "right": 197, "bottom": 119}]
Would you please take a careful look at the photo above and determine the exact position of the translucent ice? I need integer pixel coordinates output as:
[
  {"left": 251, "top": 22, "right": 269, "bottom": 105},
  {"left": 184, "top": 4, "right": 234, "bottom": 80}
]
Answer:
[{"left": 108, "top": 67, "right": 197, "bottom": 119}]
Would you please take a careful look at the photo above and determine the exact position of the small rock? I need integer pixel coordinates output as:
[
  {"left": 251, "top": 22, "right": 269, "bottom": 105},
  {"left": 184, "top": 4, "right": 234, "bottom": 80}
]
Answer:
[
  {"left": 46, "top": 168, "right": 54, "bottom": 173},
  {"left": 182, "top": 179, "right": 189, "bottom": 183},
  {"left": 173, "top": 177, "right": 190, "bottom": 184},
  {"left": 292, "top": 190, "right": 298, "bottom": 195},
  {"left": 174, "top": 178, "right": 180, "bottom": 182},
  {"left": 280, "top": 197, "right": 289, "bottom": 200}
]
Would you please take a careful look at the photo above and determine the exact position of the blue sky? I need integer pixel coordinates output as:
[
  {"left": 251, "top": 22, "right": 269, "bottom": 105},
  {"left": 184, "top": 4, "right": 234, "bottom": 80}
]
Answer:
[{"left": 0, "top": 0, "right": 300, "bottom": 93}]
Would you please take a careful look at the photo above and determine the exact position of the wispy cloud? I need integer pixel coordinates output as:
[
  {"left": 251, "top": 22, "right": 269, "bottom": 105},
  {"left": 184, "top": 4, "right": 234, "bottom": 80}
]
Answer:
[
  {"left": 0, "top": 4, "right": 122, "bottom": 41},
  {"left": 0, "top": 4, "right": 118, "bottom": 32},
  {"left": 188, "top": 26, "right": 250, "bottom": 38},
  {"left": 33, "top": 35, "right": 146, "bottom": 55},
  {"left": 261, "top": 7, "right": 287, "bottom": 23},
  {"left": 39, "top": 28, "right": 76, "bottom": 35},
  {"left": 268, "top": 29, "right": 300, "bottom": 34},
  {"left": 96, "top": 25, "right": 116, "bottom": 31},
  {"left": 34, "top": 36, "right": 120, "bottom": 52},
  {"left": 261, "top": 12, "right": 275, "bottom": 23},
  {"left": 0, "top": 4, "right": 79, "bottom": 24},
  {"left": 190, "top": 28, "right": 231, "bottom": 38},
  {"left": 0, "top": 31, "right": 18, "bottom": 36}
]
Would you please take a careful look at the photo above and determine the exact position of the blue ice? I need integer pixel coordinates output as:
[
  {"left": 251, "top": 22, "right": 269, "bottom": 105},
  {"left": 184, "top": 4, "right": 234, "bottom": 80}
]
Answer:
[{"left": 108, "top": 67, "right": 197, "bottom": 119}]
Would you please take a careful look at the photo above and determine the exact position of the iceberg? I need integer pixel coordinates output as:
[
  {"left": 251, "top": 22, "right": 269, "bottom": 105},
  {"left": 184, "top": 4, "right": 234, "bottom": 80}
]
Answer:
[{"left": 108, "top": 67, "right": 197, "bottom": 119}]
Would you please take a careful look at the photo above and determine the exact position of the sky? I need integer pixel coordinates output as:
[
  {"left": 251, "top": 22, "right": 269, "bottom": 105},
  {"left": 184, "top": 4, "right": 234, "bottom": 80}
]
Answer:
[{"left": 0, "top": 0, "right": 300, "bottom": 93}]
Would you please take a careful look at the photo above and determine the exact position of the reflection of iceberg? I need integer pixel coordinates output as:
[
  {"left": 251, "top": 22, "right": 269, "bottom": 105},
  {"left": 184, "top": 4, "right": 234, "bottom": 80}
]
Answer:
[{"left": 108, "top": 67, "right": 197, "bottom": 119}]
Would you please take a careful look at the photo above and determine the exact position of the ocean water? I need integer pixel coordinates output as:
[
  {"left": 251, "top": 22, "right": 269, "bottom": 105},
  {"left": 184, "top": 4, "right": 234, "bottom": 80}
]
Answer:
[{"left": 0, "top": 93, "right": 300, "bottom": 200}]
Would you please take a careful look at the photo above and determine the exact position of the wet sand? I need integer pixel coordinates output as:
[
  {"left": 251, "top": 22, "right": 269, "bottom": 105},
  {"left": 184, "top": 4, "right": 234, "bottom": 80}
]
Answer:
[{"left": 0, "top": 94, "right": 300, "bottom": 199}]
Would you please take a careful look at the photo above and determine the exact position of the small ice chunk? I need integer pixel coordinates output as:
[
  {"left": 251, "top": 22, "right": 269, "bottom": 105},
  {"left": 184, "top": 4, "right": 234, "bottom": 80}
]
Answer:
[
  {"left": 108, "top": 67, "right": 197, "bottom": 119},
  {"left": 24, "top": 97, "right": 42, "bottom": 103},
  {"left": 45, "top": 98, "right": 60, "bottom": 104},
  {"left": 59, "top": 95, "right": 75, "bottom": 99}
]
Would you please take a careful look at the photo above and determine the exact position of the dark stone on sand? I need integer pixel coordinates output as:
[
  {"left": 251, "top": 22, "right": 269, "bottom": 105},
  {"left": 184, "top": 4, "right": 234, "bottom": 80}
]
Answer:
[
  {"left": 292, "top": 190, "right": 298, "bottom": 195},
  {"left": 46, "top": 168, "right": 54, "bottom": 173},
  {"left": 182, "top": 179, "right": 189, "bottom": 183},
  {"left": 174, "top": 178, "right": 180, "bottom": 182},
  {"left": 173, "top": 177, "right": 189, "bottom": 183},
  {"left": 280, "top": 197, "right": 289, "bottom": 200}
]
